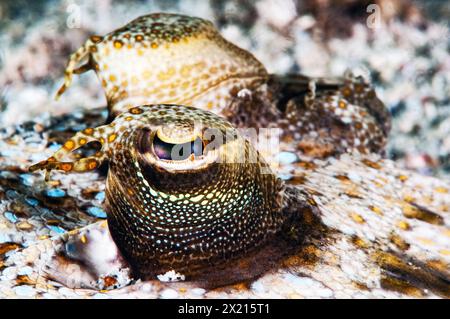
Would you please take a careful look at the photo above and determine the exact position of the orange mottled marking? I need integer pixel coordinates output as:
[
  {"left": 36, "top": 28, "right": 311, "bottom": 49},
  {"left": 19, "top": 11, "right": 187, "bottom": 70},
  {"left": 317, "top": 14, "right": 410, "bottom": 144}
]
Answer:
[
  {"left": 130, "top": 107, "right": 143, "bottom": 114},
  {"left": 439, "top": 249, "right": 450, "bottom": 256},
  {"left": 63, "top": 140, "right": 76, "bottom": 150},
  {"left": 397, "top": 220, "right": 411, "bottom": 231},
  {"left": 342, "top": 87, "right": 352, "bottom": 97},
  {"left": 369, "top": 205, "right": 384, "bottom": 216},
  {"left": 61, "top": 163, "right": 73, "bottom": 171},
  {"left": 90, "top": 35, "right": 103, "bottom": 43},
  {"left": 338, "top": 100, "right": 347, "bottom": 109},
  {"left": 87, "top": 160, "right": 98, "bottom": 170},
  {"left": 350, "top": 213, "right": 365, "bottom": 224},
  {"left": 83, "top": 128, "right": 94, "bottom": 136},
  {"left": 362, "top": 159, "right": 382, "bottom": 169},
  {"left": 435, "top": 187, "right": 448, "bottom": 194},
  {"left": 108, "top": 134, "right": 117, "bottom": 143}
]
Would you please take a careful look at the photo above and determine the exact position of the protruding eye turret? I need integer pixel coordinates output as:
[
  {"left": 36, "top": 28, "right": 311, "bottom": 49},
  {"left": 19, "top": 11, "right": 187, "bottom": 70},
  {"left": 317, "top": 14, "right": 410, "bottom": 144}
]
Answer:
[{"left": 152, "top": 135, "right": 203, "bottom": 161}]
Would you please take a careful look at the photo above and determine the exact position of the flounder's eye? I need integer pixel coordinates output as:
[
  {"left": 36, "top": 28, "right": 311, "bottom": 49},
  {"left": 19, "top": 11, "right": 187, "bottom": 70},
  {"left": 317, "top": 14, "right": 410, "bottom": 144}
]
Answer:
[{"left": 152, "top": 135, "right": 204, "bottom": 161}]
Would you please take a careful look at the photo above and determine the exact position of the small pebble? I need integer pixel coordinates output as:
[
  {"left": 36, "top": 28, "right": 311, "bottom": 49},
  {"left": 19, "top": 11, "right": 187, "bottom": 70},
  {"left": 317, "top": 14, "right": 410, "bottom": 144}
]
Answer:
[
  {"left": 25, "top": 197, "right": 39, "bottom": 206},
  {"left": 47, "top": 225, "right": 66, "bottom": 234},
  {"left": 19, "top": 174, "right": 34, "bottom": 186},
  {"left": 284, "top": 274, "right": 315, "bottom": 289},
  {"left": 53, "top": 124, "right": 68, "bottom": 132},
  {"left": 45, "top": 188, "right": 66, "bottom": 198},
  {"left": 276, "top": 152, "right": 298, "bottom": 165},
  {"left": 0, "top": 149, "right": 19, "bottom": 157},
  {"left": 160, "top": 288, "right": 178, "bottom": 299},
  {"left": 4, "top": 211, "right": 18, "bottom": 223},
  {"left": 72, "top": 124, "right": 87, "bottom": 131},
  {"left": 0, "top": 233, "right": 10, "bottom": 244},
  {"left": 317, "top": 288, "right": 334, "bottom": 298},
  {"left": 95, "top": 191, "right": 105, "bottom": 201},
  {"left": 5, "top": 190, "right": 19, "bottom": 199},
  {"left": 86, "top": 206, "right": 107, "bottom": 218},
  {"left": 141, "top": 283, "right": 153, "bottom": 293},
  {"left": 2, "top": 267, "right": 17, "bottom": 280},
  {"left": 191, "top": 288, "right": 206, "bottom": 296},
  {"left": 16, "top": 221, "right": 34, "bottom": 231},
  {"left": 48, "top": 143, "right": 62, "bottom": 151},
  {"left": 278, "top": 173, "right": 293, "bottom": 180},
  {"left": 0, "top": 171, "right": 15, "bottom": 179},
  {"left": 18, "top": 266, "right": 33, "bottom": 276},
  {"left": 73, "top": 111, "right": 84, "bottom": 119},
  {"left": 58, "top": 287, "right": 78, "bottom": 298},
  {"left": 347, "top": 171, "right": 362, "bottom": 183},
  {"left": 13, "top": 285, "right": 36, "bottom": 298},
  {"left": 42, "top": 292, "right": 57, "bottom": 299},
  {"left": 250, "top": 280, "right": 266, "bottom": 294}
]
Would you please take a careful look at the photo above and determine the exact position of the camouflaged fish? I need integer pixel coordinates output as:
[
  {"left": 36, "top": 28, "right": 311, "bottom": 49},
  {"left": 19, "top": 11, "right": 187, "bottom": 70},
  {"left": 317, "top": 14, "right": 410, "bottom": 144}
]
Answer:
[
  {"left": 55, "top": 13, "right": 389, "bottom": 158},
  {"left": 0, "top": 13, "right": 449, "bottom": 299}
]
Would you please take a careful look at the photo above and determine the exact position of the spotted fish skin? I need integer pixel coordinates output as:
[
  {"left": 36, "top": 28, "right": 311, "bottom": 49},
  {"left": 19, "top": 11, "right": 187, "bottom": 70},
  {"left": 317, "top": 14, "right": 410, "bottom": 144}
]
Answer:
[
  {"left": 227, "top": 74, "right": 390, "bottom": 156},
  {"left": 57, "top": 12, "right": 390, "bottom": 157},
  {"left": 57, "top": 13, "right": 268, "bottom": 119},
  {"left": 35, "top": 104, "right": 285, "bottom": 278}
]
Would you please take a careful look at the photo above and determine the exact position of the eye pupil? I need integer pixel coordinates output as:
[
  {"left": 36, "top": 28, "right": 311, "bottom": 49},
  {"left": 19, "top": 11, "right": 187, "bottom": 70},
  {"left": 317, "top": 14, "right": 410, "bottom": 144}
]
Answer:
[
  {"left": 153, "top": 135, "right": 173, "bottom": 160},
  {"left": 153, "top": 135, "right": 203, "bottom": 160}
]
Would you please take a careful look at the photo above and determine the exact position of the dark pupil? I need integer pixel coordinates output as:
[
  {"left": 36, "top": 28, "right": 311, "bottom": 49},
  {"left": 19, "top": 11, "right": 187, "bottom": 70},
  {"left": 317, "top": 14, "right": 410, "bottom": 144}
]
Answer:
[{"left": 153, "top": 135, "right": 203, "bottom": 160}]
